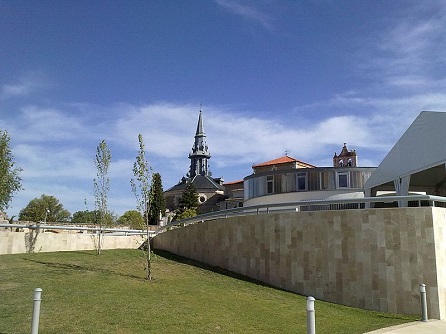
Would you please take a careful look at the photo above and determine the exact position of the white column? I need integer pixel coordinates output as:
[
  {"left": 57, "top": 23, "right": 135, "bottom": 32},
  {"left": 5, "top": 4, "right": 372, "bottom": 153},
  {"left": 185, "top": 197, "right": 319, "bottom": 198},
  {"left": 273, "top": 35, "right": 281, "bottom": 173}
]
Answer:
[{"left": 394, "top": 175, "right": 410, "bottom": 207}]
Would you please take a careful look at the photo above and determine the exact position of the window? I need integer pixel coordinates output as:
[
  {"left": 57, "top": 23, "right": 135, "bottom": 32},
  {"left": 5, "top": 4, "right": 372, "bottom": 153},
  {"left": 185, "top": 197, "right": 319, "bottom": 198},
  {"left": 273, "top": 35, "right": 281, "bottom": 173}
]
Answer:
[
  {"left": 267, "top": 175, "right": 274, "bottom": 194},
  {"left": 337, "top": 172, "right": 349, "bottom": 188},
  {"left": 296, "top": 173, "right": 306, "bottom": 191},
  {"left": 199, "top": 194, "right": 207, "bottom": 203}
]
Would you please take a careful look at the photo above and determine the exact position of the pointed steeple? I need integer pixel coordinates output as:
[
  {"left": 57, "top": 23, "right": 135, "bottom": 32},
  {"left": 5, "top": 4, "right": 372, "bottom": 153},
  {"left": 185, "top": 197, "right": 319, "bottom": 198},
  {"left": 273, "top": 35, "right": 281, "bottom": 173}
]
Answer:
[
  {"left": 196, "top": 110, "right": 205, "bottom": 136},
  {"left": 188, "top": 109, "right": 211, "bottom": 178}
]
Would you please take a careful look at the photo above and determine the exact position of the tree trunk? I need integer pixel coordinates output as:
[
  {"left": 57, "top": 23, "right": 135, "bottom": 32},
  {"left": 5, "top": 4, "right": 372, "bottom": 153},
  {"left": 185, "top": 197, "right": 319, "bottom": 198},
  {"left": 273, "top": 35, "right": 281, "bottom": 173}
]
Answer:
[{"left": 145, "top": 226, "right": 152, "bottom": 280}]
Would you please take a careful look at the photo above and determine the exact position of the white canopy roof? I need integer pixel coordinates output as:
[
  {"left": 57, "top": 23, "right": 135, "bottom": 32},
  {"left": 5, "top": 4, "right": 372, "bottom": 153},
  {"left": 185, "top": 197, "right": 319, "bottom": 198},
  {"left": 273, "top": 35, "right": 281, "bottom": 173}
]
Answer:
[{"left": 365, "top": 111, "right": 446, "bottom": 191}]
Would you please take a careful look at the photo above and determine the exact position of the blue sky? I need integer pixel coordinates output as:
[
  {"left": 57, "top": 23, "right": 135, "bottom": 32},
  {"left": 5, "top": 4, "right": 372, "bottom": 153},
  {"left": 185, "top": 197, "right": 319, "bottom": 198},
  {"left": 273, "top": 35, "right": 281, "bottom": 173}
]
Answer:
[{"left": 1, "top": 1, "right": 446, "bottom": 218}]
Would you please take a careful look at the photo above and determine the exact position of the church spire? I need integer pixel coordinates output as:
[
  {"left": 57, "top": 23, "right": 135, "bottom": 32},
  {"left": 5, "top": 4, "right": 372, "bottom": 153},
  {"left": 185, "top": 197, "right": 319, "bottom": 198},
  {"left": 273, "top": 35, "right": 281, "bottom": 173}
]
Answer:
[
  {"left": 196, "top": 109, "right": 205, "bottom": 136},
  {"left": 188, "top": 109, "right": 211, "bottom": 178}
]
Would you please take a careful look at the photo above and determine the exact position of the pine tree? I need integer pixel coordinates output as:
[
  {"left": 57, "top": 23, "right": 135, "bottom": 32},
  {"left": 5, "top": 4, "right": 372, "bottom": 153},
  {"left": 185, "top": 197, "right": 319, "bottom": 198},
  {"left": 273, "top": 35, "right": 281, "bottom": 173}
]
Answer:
[
  {"left": 148, "top": 173, "right": 166, "bottom": 225},
  {"left": 175, "top": 182, "right": 199, "bottom": 220}
]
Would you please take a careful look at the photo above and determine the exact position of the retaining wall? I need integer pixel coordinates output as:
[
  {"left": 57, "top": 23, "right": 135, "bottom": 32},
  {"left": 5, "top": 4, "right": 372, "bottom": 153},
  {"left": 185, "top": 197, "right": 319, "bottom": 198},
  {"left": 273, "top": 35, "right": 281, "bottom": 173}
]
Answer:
[
  {"left": 0, "top": 230, "right": 143, "bottom": 254},
  {"left": 153, "top": 207, "right": 446, "bottom": 319}
]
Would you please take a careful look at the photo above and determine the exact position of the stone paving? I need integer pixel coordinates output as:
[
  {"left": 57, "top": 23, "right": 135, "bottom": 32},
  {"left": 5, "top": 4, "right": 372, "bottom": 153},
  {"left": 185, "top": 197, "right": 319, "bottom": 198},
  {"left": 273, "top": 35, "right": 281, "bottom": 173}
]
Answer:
[{"left": 365, "top": 320, "right": 446, "bottom": 333}]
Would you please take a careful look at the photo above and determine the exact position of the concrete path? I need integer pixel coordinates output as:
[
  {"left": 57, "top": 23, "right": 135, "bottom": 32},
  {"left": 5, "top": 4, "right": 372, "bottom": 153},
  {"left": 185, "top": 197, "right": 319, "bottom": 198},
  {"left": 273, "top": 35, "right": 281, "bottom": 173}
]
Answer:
[{"left": 365, "top": 320, "right": 446, "bottom": 333}]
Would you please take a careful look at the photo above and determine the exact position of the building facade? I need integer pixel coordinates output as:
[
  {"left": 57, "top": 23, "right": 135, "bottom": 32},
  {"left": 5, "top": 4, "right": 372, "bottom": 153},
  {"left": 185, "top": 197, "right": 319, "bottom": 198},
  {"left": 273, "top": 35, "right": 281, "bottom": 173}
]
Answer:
[{"left": 244, "top": 145, "right": 375, "bottom": 207}]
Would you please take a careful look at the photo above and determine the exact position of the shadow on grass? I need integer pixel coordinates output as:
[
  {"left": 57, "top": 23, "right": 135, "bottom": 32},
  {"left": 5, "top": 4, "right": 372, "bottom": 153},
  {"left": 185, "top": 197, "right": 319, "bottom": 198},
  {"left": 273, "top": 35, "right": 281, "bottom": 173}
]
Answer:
[
  {"left": 153, "top": 249, "right": 287, "bottom": 291},
  {"left": 21, "top": 258, "right": 144, "bottom": 281},
  {"left": 152, "top": 250, "right": 417, "bottom": 322}
]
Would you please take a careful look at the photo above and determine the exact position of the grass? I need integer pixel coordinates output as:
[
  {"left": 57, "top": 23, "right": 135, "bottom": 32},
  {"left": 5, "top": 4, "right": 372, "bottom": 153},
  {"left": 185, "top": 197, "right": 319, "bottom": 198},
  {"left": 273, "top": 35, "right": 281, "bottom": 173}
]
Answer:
[{"left": 0, "top": 249, "right": 417, "bottom": 333}]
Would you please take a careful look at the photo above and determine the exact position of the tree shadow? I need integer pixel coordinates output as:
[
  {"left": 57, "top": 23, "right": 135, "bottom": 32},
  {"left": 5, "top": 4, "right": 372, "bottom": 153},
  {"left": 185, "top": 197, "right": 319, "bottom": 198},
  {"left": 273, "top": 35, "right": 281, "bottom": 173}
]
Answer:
[
  {"left": 69, "top": 250, "right": 97, "bottom": 256},
  {"left": 153, "top": 249, "right": 281, "bottom": 290},
  {"left": 24, "top": 227, "right": 40, "bottom": 253},
  {"left": 21, "top": 258, "right": 143, "bottom": 281}
]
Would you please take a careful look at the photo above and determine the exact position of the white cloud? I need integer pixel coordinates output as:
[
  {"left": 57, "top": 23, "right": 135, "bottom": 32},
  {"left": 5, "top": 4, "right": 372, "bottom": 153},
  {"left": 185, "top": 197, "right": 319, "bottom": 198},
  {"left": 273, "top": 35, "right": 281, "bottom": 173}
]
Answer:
[
  {"left": 113, "top": 102, "right": 381, "bottom": 170},
  {"left": 24, "top": 108, "right": 81, "bottom": 140},
  {"left": 114, "top": 103, "right": 200, "bottom": 158},
  {"left": 14, "top": 144, "right": 95, "bottom": 180},
  {"left": 215, "top": 0, "right": 274, "bottom": 30},
  {"left": 112, "top": 102, "right": 355, "bottom": 165},
  {"left": 0, "top": 73, "right": 46, "bottom": 100},
  {"left": 293, "top": 95, "right": 446, "bottom": 170},
  {"left": 2, "top": 83, "right": 29, "bottom": 97},
  {"left": 362, "top": 3, "right": 446, "bottom": 91}
]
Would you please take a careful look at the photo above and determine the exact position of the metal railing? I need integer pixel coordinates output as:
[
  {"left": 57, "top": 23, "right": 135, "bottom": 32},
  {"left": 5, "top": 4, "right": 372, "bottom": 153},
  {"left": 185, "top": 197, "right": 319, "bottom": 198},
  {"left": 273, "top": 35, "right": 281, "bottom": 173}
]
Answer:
[
  {"left": 0, "top": 223, "right": 156, "bottom": 236},
  {"left": 157, "top": 194, "right": 446, "bottom": 233}
]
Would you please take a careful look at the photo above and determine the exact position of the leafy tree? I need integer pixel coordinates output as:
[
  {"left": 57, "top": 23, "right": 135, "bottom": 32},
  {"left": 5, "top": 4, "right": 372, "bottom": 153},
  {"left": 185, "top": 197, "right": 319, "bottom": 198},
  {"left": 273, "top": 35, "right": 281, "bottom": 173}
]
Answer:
[
  {"left": 148, "top": 172, "right": 166, "bottom": 225},
  {"left": 93, "top": 139, "right": 112, "bottom": 255},
  {"left": 174, "top": 182, "right": 199, "bottom": 220},
  {"left": 102, "top": 211, "right": 117, "bottom": 225},
  {"left": 71, "top": 210, "right": 101, "bottom": 225},
  {"left": 118, "top": 210, "right": 144, "bottom": 229},
  {"left": 174, "top": 208, "right": 197, "bottom": 220},
  {"left": 72, "top": 210, "right": 93, "bottom": 224},
  {"left": 0, "top": 130, "right": 22, "bottom": 211},
  {"left": 131, "top": 134, "right": 153, "bottom": 280},
  {"left": 19, "top": 194, "right": 71, "bottom": 222}
]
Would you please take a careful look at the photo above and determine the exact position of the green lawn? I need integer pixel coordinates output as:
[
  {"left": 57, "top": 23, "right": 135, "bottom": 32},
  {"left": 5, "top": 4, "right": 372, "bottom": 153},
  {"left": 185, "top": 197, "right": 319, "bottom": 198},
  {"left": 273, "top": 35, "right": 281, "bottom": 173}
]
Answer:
[{"left": 0, "top": 249, "right": 417, "bottom": 333}]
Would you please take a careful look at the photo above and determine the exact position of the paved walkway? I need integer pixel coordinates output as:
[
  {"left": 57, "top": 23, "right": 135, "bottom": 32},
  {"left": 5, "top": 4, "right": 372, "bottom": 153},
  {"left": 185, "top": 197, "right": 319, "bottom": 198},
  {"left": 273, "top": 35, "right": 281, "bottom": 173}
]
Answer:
[{"left": 365, "top": 320, "right": 446, "bottom": 333}]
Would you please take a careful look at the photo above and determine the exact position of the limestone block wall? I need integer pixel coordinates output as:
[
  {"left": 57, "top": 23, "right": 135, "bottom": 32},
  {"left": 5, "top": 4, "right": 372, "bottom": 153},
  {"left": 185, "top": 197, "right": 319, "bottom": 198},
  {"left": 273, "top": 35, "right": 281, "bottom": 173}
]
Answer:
[
  {"left": 0, "top": 230, "right": 144, "bottom": 254},
  {"left": 153, "top": 207, "right": 446, "bottom": 319}
]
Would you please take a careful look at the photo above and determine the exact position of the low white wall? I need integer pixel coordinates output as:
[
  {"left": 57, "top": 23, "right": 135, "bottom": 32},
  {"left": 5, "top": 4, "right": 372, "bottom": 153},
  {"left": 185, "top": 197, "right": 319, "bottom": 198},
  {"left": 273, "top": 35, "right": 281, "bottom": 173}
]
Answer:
[{"left": 0, "top": 230, "right": 144, "bottom": 254}]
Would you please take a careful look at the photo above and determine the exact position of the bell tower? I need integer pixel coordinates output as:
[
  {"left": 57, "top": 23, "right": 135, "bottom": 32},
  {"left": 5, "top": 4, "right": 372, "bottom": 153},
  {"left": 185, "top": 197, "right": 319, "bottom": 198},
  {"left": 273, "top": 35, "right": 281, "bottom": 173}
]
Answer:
[
  {"left": 333, "top": 143, "right": 358, "bottom": 167},
  {"left": 187, "top": 110, "right": 211, "bottom": 177}
]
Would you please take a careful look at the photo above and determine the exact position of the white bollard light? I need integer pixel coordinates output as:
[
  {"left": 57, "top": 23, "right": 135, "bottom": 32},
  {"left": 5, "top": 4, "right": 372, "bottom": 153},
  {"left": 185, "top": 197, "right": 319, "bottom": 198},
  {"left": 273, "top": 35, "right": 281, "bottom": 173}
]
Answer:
[
  {"left": 31, "top": 288, "right": 42, "bottom": 334},
  {"left": 307, "top": 296, "right": 316, "bottom": 334},
  {"left": 420, "top": 284, "right": 428, "bottom": 322}
]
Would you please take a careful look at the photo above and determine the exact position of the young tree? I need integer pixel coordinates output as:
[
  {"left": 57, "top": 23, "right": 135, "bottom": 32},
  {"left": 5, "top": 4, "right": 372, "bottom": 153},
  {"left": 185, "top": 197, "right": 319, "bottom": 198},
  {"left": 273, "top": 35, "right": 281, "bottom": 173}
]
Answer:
[
  {"left": 93, "top": 139, "right": 111, "bottom": 255},
  {"left": 148, "top": 172, "right": 166, "bottom": 225},
  {"left": 0, "top": 130, "right": 22, "bottom": 211},
  {"left": 118, "top": 210, "right": 144, "bottom": 229},
  {"left": 19, "top": 194, "right": 71, "bottom": 222},
  {"left": 131, "top": 134, "right": 153, "bottom": 280}
]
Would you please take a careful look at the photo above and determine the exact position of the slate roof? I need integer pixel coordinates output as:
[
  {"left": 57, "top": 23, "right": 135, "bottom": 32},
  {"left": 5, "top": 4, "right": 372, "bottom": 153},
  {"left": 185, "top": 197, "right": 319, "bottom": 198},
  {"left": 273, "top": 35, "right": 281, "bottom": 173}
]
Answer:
[{"left": 165, "top": 175, "right": 225, "bottom": 193}]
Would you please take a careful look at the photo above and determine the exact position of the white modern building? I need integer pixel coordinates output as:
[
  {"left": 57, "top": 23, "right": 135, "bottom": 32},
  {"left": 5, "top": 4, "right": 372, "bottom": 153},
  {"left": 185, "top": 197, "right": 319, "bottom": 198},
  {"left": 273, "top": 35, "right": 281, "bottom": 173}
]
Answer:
[{"left": 364, "top": 111, "right": 446, "bottom": 203}]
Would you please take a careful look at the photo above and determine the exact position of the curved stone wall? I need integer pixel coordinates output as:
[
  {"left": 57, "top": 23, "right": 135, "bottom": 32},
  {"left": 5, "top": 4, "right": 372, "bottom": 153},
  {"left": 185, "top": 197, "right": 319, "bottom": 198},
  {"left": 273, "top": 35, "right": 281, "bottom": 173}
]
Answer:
[{"left": 153, "top": 207, "right": 446, "bottom": 319}]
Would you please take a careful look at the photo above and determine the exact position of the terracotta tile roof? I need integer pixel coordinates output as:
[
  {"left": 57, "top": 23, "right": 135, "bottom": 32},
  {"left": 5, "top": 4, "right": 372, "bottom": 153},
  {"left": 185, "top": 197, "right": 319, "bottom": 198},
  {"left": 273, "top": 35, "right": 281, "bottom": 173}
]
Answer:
[
  {"left": 223, "top": 180, "right": 244, "bottom": 185},
  {"left": 252, "top": 156, "right": 315, "bottom": 168}
]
